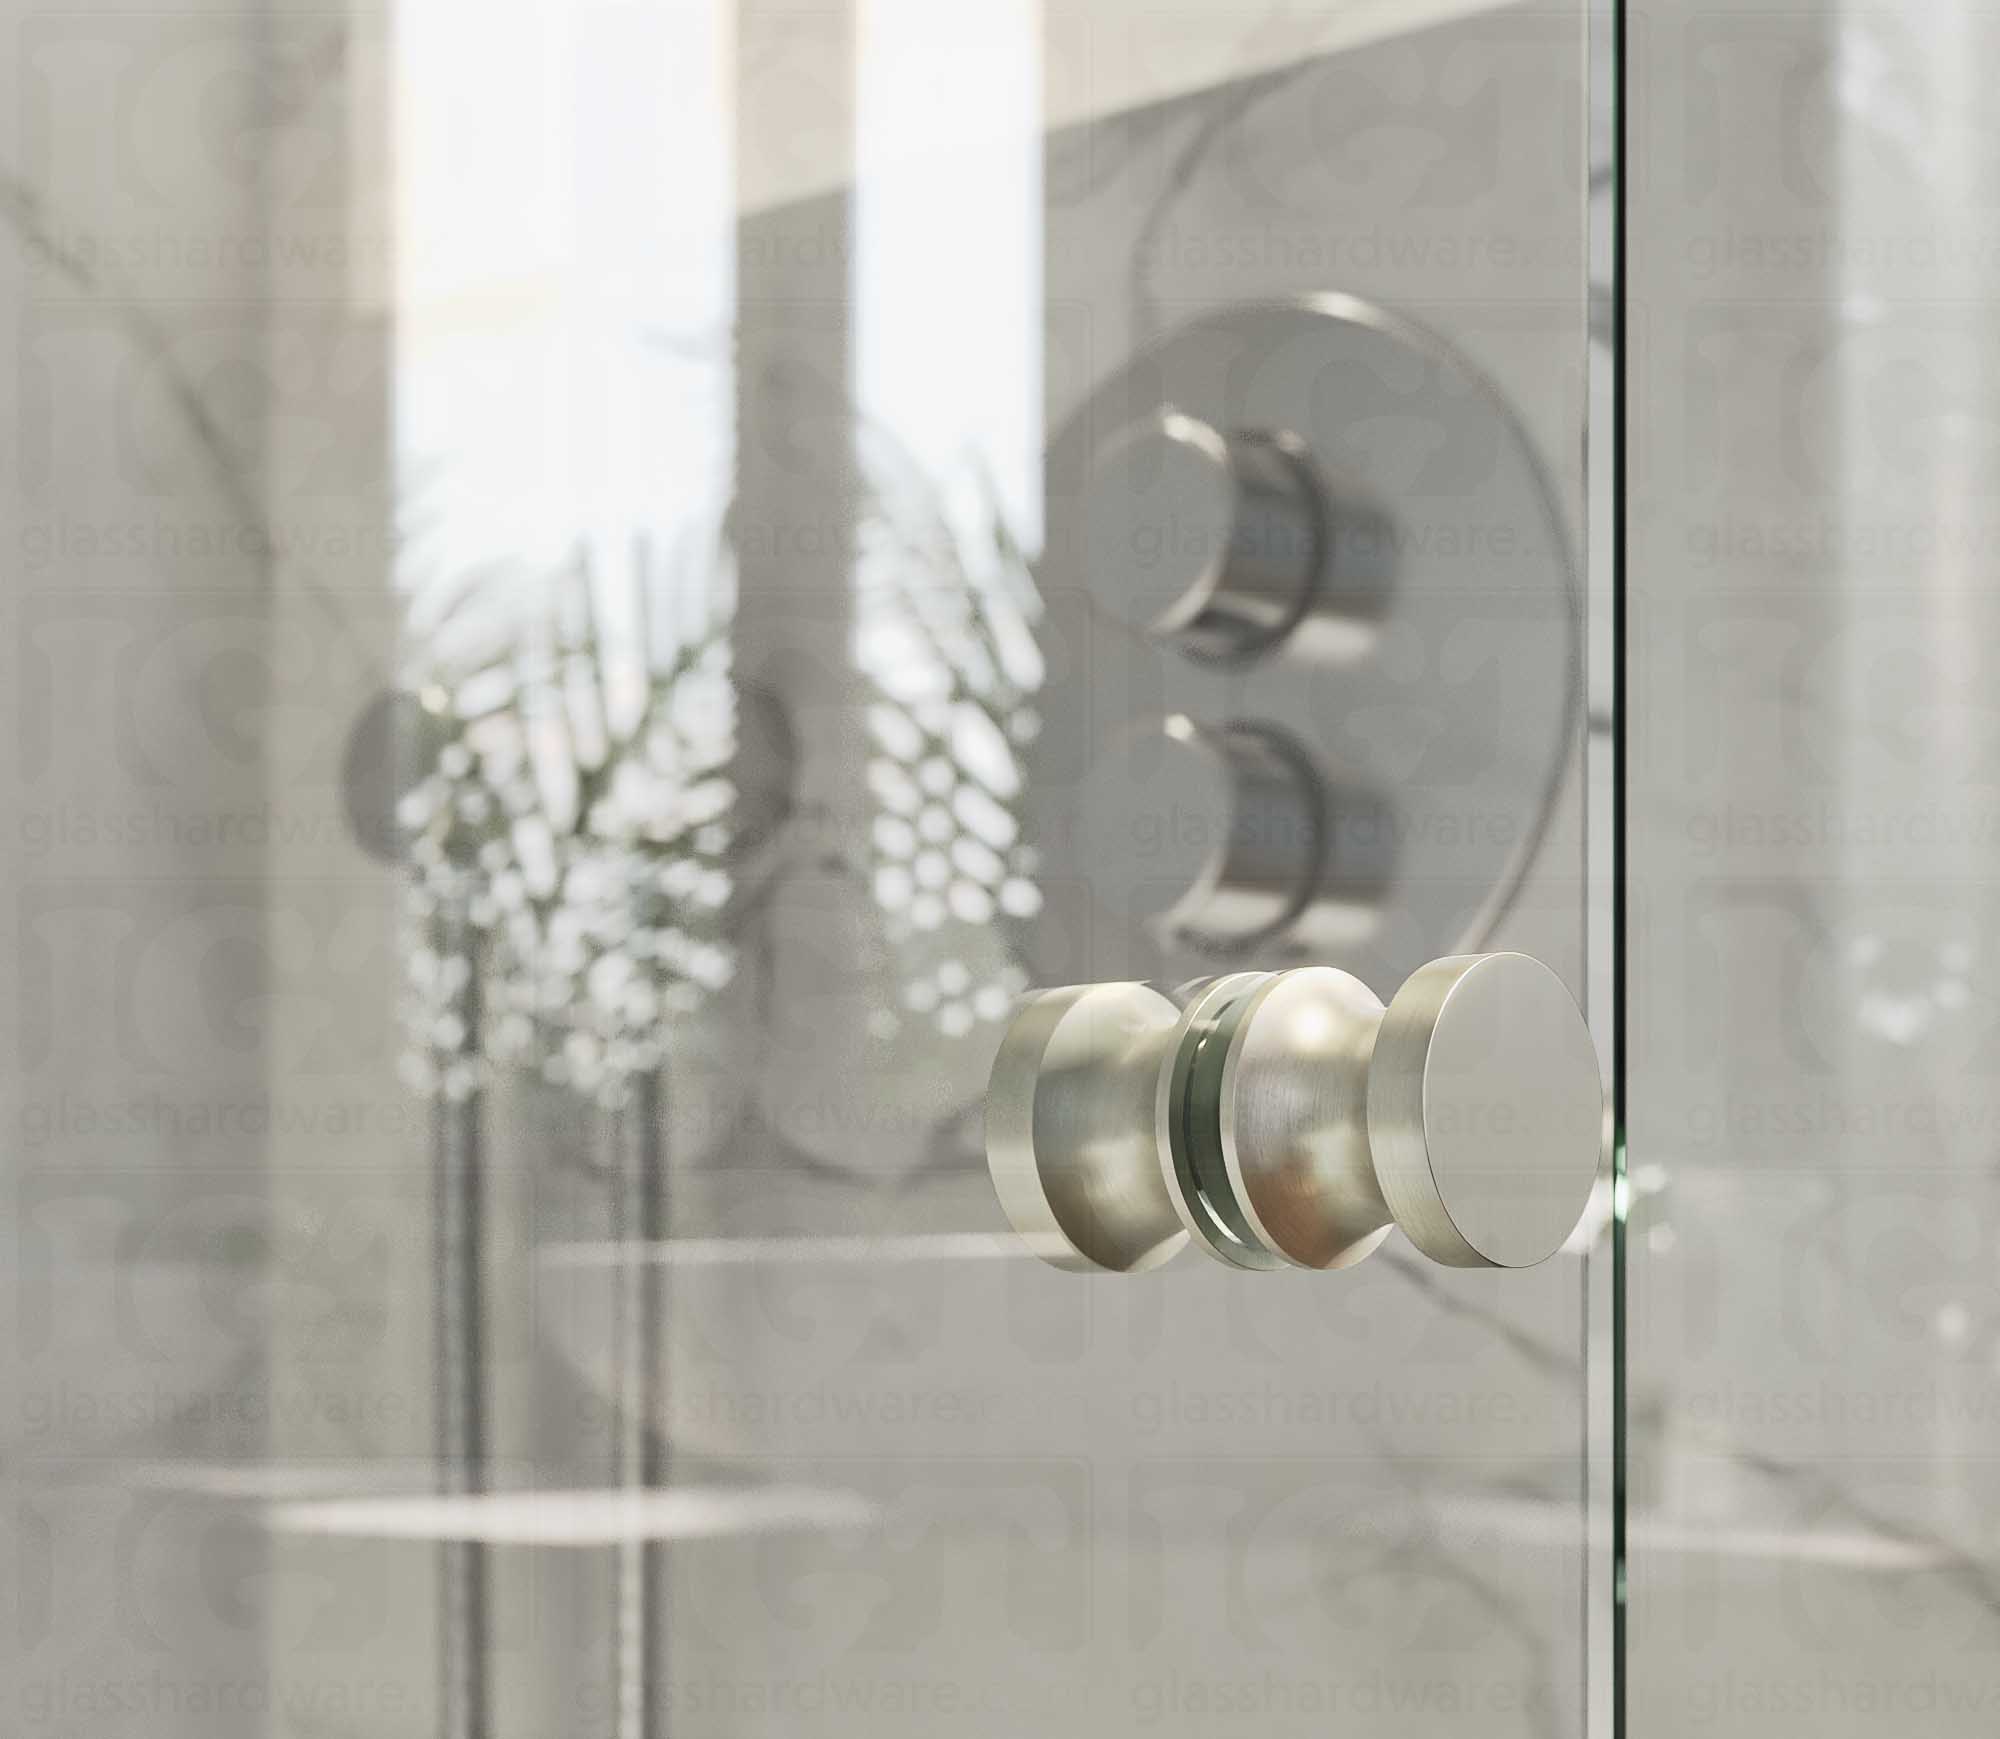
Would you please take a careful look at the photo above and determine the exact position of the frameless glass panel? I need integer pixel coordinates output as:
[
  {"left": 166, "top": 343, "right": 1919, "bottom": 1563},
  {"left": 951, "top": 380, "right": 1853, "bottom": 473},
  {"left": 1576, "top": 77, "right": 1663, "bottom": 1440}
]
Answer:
[
  {"left": 1626, "top": 3, "right": 2000, "bottom": 1733},
  {"left": 1, "top": 3, "right": 1606, "bottom": 1738}
]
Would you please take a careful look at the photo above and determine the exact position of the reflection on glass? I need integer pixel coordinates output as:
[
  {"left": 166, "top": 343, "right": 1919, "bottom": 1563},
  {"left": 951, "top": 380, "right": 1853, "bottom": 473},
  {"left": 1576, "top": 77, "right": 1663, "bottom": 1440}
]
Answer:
[
  {"left": 396, "top": 544, "right": 737, "bottom": 1106},
  {"left": 852, "top": 0, "right": 1045, "bottom": 1036},
  {"left": 854, "top": 437, "right": 1044, "bottom": 1036}
]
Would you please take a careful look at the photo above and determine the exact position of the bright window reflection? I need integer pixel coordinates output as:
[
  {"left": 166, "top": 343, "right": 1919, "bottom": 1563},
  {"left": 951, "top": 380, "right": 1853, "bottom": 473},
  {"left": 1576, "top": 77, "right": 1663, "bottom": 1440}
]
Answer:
[
  {"left": 393, "top": 0, "right": 735, "bottom": 589},
  {"left": 852, "top": 0, "right": 1044, "bottom": 1034}
]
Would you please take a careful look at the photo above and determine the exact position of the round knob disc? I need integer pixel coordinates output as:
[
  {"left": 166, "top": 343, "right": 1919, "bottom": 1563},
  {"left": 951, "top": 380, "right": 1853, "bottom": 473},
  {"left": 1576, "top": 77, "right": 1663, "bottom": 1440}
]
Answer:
[{"left": 1367, "top": 953, "right": 1604, "bottom": 1268}]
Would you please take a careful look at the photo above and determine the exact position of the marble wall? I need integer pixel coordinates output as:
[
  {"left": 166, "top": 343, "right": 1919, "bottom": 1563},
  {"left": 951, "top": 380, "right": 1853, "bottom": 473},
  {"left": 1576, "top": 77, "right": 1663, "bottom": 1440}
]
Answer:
[
  {"left": 1, "top": 4, "right": 272, "bottom": 1735},
  {"left": 0, "top": 5, "right": 430, "bottom": 1735},
  {"left": 29, "top": 3, "right": 2000, "bottom": 1739},
  {"left": 1625, "top": 0, "right": 2000, "bottom": 1732},
  {"left": 0, "top": 1, "right": 1609, "bottom": 1734}
]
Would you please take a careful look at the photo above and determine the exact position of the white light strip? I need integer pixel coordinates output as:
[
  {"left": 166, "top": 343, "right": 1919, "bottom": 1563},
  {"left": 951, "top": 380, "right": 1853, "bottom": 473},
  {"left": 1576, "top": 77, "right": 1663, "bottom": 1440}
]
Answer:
[{"left": 267, "top": 1484, "right": 878, "bottom": 1546}]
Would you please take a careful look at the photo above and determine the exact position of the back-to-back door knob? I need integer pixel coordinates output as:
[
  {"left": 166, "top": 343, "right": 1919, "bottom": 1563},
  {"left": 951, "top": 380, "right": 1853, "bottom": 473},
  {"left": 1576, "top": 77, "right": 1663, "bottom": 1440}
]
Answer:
[{"left": 985, "top": 954, "right": 1603, "bottom": 1273}]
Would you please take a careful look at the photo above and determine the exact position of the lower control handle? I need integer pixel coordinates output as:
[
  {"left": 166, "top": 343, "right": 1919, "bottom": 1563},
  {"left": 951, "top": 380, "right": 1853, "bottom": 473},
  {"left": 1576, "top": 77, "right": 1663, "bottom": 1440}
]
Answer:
[{"left": 985, "top": 954, "right": 1604, "bottom": 1273}]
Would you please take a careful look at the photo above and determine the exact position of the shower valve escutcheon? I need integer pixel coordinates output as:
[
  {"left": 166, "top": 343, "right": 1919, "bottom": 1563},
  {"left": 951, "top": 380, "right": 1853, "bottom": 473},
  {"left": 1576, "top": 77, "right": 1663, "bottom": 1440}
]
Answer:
[{"left": 985, "top": 953, "right": 1604, "bottom": 1274}]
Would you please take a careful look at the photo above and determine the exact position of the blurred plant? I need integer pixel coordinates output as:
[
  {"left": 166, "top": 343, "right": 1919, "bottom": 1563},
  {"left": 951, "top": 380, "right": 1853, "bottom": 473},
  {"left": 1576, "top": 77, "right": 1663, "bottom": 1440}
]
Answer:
[
  {"left": 396, "top": 536, "right": 736, "bottom": 1108},
  {"left": 389, "top": 424, "right": 1044, "bottom": 1107},
  {"left": 852, "top": 431, "right": 1045, "bottom": 1037}
]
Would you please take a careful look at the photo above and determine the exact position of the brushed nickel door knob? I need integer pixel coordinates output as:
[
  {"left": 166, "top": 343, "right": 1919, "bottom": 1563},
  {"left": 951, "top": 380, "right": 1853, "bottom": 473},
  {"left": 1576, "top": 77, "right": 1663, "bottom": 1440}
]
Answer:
[
  {"left": 985, "top": 980, "right": 1186, "bottom": 1273},
  {"left": 985, "top": 953, "right": 1603, "bottom": 1273}
]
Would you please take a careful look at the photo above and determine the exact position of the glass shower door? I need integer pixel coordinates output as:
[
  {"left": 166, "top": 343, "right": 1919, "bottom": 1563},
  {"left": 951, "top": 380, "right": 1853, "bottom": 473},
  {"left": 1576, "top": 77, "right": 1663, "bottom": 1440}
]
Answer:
[{"left": 3, "top": 4, "right": 1612, "bottom": 1738}]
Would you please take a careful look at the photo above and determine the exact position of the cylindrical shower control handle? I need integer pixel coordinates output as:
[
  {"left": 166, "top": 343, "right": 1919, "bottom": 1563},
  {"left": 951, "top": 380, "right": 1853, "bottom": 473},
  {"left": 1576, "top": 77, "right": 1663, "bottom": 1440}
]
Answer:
[
  {"left": 1084, "top": 411, "right": 1325, "bottom": 662},
  {"left": 985, "top": 953, "right": 1604, "bottom": 1273}
]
